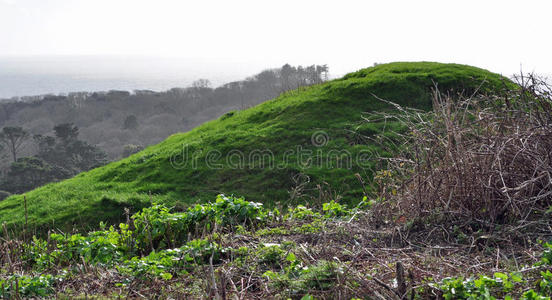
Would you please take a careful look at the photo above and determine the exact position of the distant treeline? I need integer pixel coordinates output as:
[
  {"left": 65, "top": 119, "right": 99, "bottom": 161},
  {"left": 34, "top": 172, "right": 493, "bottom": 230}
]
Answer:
[{"left": 0, "top": 64, "right": 329, "bottom": 198}]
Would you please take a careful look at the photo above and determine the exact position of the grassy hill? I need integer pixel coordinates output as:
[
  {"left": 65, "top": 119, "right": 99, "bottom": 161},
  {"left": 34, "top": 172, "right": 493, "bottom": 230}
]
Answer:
[{"left": 0, "top": 62, "right": 514, "bottom": 232}]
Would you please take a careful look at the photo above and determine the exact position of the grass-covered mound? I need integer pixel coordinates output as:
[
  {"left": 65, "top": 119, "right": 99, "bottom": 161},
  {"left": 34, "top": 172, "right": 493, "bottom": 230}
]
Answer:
[{"left": 0, "top": 62, "right": 514, "bottom": 231}]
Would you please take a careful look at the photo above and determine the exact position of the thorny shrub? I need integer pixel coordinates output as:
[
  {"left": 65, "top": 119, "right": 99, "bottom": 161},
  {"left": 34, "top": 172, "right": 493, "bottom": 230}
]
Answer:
[{"left": 367, "top": 74, "right": 552, "bottom": 227}]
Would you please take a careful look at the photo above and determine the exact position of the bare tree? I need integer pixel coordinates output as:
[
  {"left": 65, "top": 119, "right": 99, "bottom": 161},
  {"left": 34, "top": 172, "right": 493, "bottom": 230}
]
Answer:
[
  {"left": 192, "top": 79, "right": 212, "bottom": 89},
  {"left": 0, "top": 126, "right": 30, "bottom": 162}
]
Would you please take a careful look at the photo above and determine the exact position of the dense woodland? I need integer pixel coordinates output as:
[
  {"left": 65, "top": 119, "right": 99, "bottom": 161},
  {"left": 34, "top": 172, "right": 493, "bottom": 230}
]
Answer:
[{"left": 0, "top": 64, "right": 329, "bottom": 198}]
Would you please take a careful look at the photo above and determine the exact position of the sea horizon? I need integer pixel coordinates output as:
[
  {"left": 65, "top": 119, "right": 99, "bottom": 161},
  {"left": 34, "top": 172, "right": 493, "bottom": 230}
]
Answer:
[{"left": 0, "top": 55, "right": 260, "bottom": 99}]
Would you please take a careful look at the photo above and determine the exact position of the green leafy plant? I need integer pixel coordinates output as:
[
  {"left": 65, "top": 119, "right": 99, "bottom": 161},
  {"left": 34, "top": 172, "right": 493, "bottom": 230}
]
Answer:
[
  {"left": 132, "top": 194, "right": 268, "bottom": 252},
  {"left": 118, "top": 238, "right": 227, "bottom": 280},
  {"left": 0, "top": 273, "right": 66, "bottom": 298},
  {"left": 284, "top": 205, "right": 320, "bottom": 221},
  {"left": 438, "top": 271, "right": 552, "bottom": 299},
  {"left": 264, "top": 259, "right": 343, "bottom": 297},
  {"left": 322, "top": 200, "right": 349, "bottom": 218}
]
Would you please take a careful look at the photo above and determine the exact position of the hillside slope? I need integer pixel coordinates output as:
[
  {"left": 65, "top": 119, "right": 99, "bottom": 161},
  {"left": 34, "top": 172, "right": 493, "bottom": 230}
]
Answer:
[{"left": 0, "top": 62, "right": 514, "bottom": 231}]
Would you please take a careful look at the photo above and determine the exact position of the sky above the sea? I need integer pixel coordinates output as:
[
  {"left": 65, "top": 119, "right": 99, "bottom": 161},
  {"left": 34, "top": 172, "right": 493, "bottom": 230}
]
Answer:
[{"left": 1, "top": 0, "right": 551, "bottom": 78}]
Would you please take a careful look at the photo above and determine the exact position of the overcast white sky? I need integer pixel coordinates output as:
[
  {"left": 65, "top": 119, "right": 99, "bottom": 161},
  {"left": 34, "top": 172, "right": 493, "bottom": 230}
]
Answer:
[{"left": 0, "top": 0, "right": 551, "bottom": 77}]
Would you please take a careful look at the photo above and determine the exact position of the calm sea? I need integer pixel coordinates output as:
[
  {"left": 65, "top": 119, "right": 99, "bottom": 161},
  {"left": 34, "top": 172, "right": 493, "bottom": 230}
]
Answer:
[{"left": 0, "top": 56, "right": 254, "bottom": 99}]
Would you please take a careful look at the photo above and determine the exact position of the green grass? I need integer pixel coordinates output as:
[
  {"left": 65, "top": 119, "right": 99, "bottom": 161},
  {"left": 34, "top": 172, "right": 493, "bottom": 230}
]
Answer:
[{"left": 0, "top": 62, "right": 515, "bottom": 232}]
